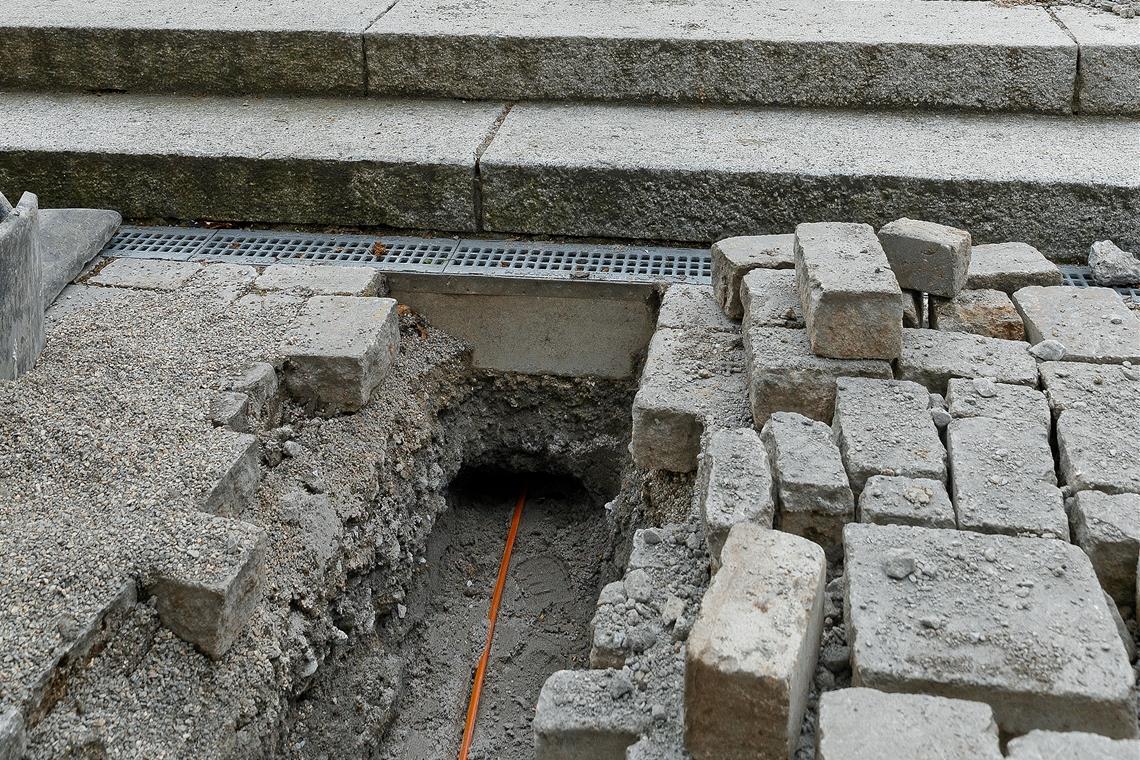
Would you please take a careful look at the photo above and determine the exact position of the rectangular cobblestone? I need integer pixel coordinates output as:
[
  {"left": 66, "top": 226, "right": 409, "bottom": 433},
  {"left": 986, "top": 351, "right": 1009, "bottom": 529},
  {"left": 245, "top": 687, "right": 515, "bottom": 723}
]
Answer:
[
  {"left": 1057, "top": 410, "right": 1140, "bottom": 496},
  {"left": 1070, "top": 491, "right": 1140, "bottom": 608},
  {"left": 534, "top": 669, "right": 647, "bottom": 760},
  {"left": 945, "top": 377, "right": 1050, "bottom": 430},
  {"left": 930, "top": 288, "right": 1025, "bottom": 341},
  {"left": 711, "top": 234, "right": 794, "bottom": 320},
  {"left": 740, "top": 269, "right": 803, "bottom": 330},
  {"left": 255, "top": 263, "right": 384, "bottom": 297},
  {"left": 656, "top": 284, "right": 738, "bottom": 334},
  {"left": 895, "top": 327, "right": 1037, "bottom": 394},
  {"left": 965, "top": 242, "right": 1062, "bottom": 293},
  {"left": 1012, "top": 286, "right": 1140, "bottom": 364},
  {"left": 1007, "top": 730, "right": 1140, "bottom": 760},
  {"left": 877, "top": 218, "right": 971, "bottom": 298},
  {"left": 858, "top": 475, "right": 955, "bottom": 529},
  {"left": 697, "top": 428, "right": 776, "bottom": 565}
]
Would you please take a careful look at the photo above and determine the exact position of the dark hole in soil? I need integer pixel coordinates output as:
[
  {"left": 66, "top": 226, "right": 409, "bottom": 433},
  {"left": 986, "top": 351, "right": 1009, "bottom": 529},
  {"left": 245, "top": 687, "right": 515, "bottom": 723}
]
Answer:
[{"left": 376, "top": 466, "right": 612, "bottom": 760}]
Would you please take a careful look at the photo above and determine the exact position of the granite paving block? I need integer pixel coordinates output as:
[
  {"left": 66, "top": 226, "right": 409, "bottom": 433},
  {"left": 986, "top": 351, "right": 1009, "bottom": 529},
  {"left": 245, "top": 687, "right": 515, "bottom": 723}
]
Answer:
[
  {"left": 1006, "top": 730, "right": 1140, "bottom": 760},
  {"left": 761, "top": 411, "right": 855, "bottom": 547},
  {"left": 200, "top": 432, "right": 262, "bottom": 517},
  {"left": 479, "top": 104, "right": 1140, "bottom": 255},
  {"left": 740, "top": 269, "right": 803, "bottom": 330},
  {"left": 696, "top": 428, "right": 776, "bottom": 565},
  {"left": 877, "top": 218, "right": 971, "bottom": 297},
  {"left": 711, "top": 234, "right": 794, "bottom": 320},
  {"left": 817, "top": 688, "right": 1002, "bottom": 760},
  {"left": 255, "top": 263, "right": 384, "bottom": 297},
  {"left": 1070, "top": 491, "right": 1140, "bottom": 607},
  {"left": 965, "top": 242, "right": 1063, "bottom": 292},
  {"left": 1040, "top": 360, "right": 1140, "bottom": 418},
  {"left": 832, "top": 377, "right": 947, "bottom": 495},
  {"left": 1055, "top": 8, "right": 1140, "bottom": 114},
  {"left": 945, "top": 377, "right": 1050, "bottom": 430},
  {"left": 685, "top": 524, "right": 825, "bottom": 760},
  {"left": 656, "top": 284, "right": 737, "bottom": 333},
  {"left": 1012, "top": 286, "right": 1140, "bottom": 364},
  {"left": 930, "top": 288, "right": 1025, "bottom": 341},
  {"left": 843, "top": 524, "right": 1137, "bottom": 738},
  {"left": 534, "top": 670, "right": 648, "bottom": 760},
  {"left": 1088, "top": 239, "right": 1140, "bottom": 287},
  {"left": 90, "top": 258, "right": 202, "bottom": 291},
  {"left": 858, "top": 476, "right": 955, "bottom": 529},
  {"left": 37, "top": 208, "right": 121, "bottom": 308},
  {"left": 186, "top": 263, "right": 259, "bottom": 304},
  {"left": 895, "top": 328, "right": 1037, "bottom": 394},
  {"left": 0, "top": 192, "right": 43, "bottom": 381},
  {"left": 1057, "top": 409, "right": 1140, "bottom": 496},
  {"left": 794, "top": 222, "right": 903, "bottom": 360}
]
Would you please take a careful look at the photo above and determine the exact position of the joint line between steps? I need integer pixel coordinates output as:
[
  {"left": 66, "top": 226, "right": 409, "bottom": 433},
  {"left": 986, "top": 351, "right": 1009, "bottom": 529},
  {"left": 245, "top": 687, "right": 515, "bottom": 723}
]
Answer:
[
  {"left": 361, "top": 0, "right": 403, "bottom": 92},
  {"left": 1046, "top": 6, "right": 1082, "bottom": 116},
  {"left": 473, "top": 102, "right": 514, "bottom": 234}
]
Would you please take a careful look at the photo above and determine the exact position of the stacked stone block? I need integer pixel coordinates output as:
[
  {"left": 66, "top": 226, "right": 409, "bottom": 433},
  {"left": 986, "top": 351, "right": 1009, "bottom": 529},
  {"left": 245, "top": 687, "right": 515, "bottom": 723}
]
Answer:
[
  {"left": 696, "top": 428, "right": 776, "bottom": 565},
  {"left": 0, "top": 191, "right": 43, "bottom": 380},
  {"left": 877, "top": 218, "right": 971, "bottom": 298},
  {"left": 710, "top": 234, "right": 794, "bottom": 320}
]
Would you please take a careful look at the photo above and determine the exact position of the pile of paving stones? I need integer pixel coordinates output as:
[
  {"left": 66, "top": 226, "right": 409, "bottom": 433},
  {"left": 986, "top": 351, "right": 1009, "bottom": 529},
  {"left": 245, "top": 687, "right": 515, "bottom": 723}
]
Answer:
[{"left": 535, "top": 220, "right": 1140, "bottom": 758}]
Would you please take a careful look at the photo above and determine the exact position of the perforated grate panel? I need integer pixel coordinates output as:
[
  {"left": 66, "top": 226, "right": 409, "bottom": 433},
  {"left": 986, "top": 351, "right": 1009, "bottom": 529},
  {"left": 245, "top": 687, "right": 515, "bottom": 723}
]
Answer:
[
  {"left": 1059, "top": 265, "right": 1140, "bottom": 303},
  {"left": 447, "top": 240, "right": 712, "bottom": 282},
  {"left": 103, "top": 226, "right": 215, "bottom": 260}
]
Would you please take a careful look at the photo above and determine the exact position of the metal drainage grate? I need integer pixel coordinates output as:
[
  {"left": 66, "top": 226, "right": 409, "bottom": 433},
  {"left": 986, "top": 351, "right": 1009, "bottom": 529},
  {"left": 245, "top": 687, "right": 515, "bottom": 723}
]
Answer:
[
  {"left": 103, "top": 226, "right": 215, "bottom": 261},
  {"left": 1059, "top": 265, "right": 1140, "bottom": 303},
  {"left": 448, "top": 241, "right": 711, "bottom": 282}
]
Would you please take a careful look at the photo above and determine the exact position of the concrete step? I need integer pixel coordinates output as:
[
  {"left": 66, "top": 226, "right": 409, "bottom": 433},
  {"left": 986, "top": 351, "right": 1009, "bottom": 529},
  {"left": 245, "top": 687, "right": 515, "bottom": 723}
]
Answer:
[
  {"left": 1, "top": 92, "right": 1136, "bottom": 257},
  {"left": 3, "top": 0, "right": 1136, "bottom": 113}
]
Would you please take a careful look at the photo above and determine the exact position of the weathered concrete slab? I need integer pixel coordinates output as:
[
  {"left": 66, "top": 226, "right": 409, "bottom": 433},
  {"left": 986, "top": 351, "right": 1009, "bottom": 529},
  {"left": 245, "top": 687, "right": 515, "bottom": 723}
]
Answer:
[
  {"left": 965, "top": 242, "right": 1063, "bottom": 292},
  {"left": 844, "top": 524, "right": 1138, "bottom": 738},
  {"left": 534, "top": 669, "right": 647, "bottom": 760},
  {"left": 480, "top": 104, "right": 1140, "bottom": 256},
  {"left": 1006, "top": 730, "right": 1140, "bottom": 760},
  {"left": 685, "top": 524, "right": 825, "bottom": 760},
  {"left": 632, "top": 327, "right": 750, "bottom": 472},
  {"left": 711, "top": 234, "right": 794, "bottom": 320},
  {"left": 1013, "top": 286, "right": 1140, "bottom": 364},
  {"left": 896, "top": 328, "right": 1037, "bottom": 393},
  {"left": 740, "top": 269, "right": 803, "bottom": 330},
  {"left": 1070, "top": 490, "right": 1140, "bottom": 607},
  {"left": 656, "top": 284, "right": 737, "bottom": 333},
  {"left": 38, "top": 208, "right": 121, "bottom": 308},
  {"left": 877, "top": 218, "right": 971, "bottom": 297},
  {"left": 832, "top": 378, "right": 946, "bottom": 495},
  {"left": 930, "top": 289, "right": 1025, "bottom": 341},
  {"left": 90, "top": 258, "right": 202, "bottom": 291},
  {"left": 761, "top": 411, "right": 854, "bottom": 547},
  {"left": 0, "top": 0, "right": 382, "bottom": 95},
  {"left": 697, "top": 428, "right": 775, "bottom": 565},
  {"left": 794, "top": 222, "right": 902, "bottom": 360},
  {"left": 0, "top": 92, "right": 505, "bottom": 230},
  {"left": 366, "top": 0, "right": 1075, "bottom": 112},
  {"left": 280, "top": 296, "right": 400, "bottom": 415},
  {"left": 0, "top": 192, "right": 43, "bottom": 381},
  {"left": 743, "top": 326, "right": 892, "bottom": 424},
  {"left": 255, "top": 263, "right": 384, "bottom": 297},
  {"left": 1055, "top": 8, "right": 1140, "bottom": 115},
  {"left": 817, "top": 688, "right": 1002, "bottom": 760},
  {"left": 858, "top": 476, "right": 955, "bottom": 529}
]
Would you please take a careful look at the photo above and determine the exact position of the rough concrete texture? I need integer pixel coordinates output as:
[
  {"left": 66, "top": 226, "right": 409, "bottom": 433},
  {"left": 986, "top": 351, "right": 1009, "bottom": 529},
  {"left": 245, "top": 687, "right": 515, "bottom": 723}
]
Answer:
[
  {"left": 280, "top": 296, "right": 400, "bottom": 416},
  {"left": 1055, "top": 8, "right": 1140, "bottom": 114},
  {"left": 1013, "top": 286, "right": 1140, "bottom": 364},
  {"left": 930, "top": 289, "right": 1025, "bottom": 341},
  {"left": 1057, "top": 409, "right": 1140, "bottom": 496},
  {"left": 947, "top": 417, "right": 1068, "bottom": 540},
  {"left": 1089, "top": 239, "right": 1140, "bottom": 287},
  {"left": 761, "top": 411, "right": 854, "bottom": 547},
  {"left": 479, "top": 104, "right": 1140, "bottom": 256},
  {"left": 1006, "top": 730, "right": 1140, "bottom": 760},
  {"left": 685, "top": 524, "right": 825, "bottom": 760},
  {"left": 0, "top": 192, "right": 43, "bottom": 381},
  {"left": 1070, "top": 490, "right": 1140, "bottom": 607},
  {"left": 794, "top": 222, "right": 903, "bottom": 360},
  {"left": 744, "top": 326, "right": 892, "bottom": 424},
  {"left": 816, "top": 688, "right": 1001, "bottom": 760},
  {"left": 533, "top": 670, "right": 647, "bottom": 760},
  {"left": 90, "top": 258, "right": 203, "bottom": 291},
  {"left": 740, "top": 269, "right": 803, "bottom": 330},
  {"left": 187, "top": 263, "right": 260, "bottom": 305},
  {"left": 844, "top": 524, "right": 1138, "bottom": 738},
  {"left": 832, "top": 378, "right": 946, "bottom": 495},
  {"left": 656, "top": 284, "right": 737, "bottom": 334},
  {"left": 965, "top": 242, "right": 1063, "bottom": 292},
  {"left": 895, "top": 328, "right": 1037, "bottom": 394},
  {"left": 631, "top": 326, "right": 750, "bottom": 472},
  {"left": 366, "top": 0, "right": 1075, "bottom": 112},
  {"left": 255, "top": 264, "right": 384, "bottom": 297},
  {"left": 711, "top": 234, "right": 794, "bottom": 320},
  {"left": 38, "top": 208, "right": 121, "bottom": 308},
  {"left": 857, "top": 476, "right": 955, "bottom": 530},
  {"left": 945, "top": 377, "right": 1051, "bottom": 430},
  {"left": 877, "top": 218, "right": 971, "bottom": 298},
  {"left": 0, "top": 92, "right": 505, "bottom": 230},
  {"left": 696, "top": 428, "right": 775, "bottom": 565}
]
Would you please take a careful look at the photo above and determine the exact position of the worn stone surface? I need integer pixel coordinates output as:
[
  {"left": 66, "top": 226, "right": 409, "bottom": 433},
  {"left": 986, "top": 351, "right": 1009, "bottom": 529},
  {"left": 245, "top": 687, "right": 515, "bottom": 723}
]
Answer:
[
  {"left": 0, "top": 709, "right": 25, "bottom": 760},
  {"left": 1040, "top": 359, "right": 1140, "bottom": 417},
  {"left": 895, "top": 328, "right": 1037, "bottom": 393},
  {"left": 533, "top": 669, "right": 647, "bottom": 760},
  {"left": 857, "top": 476, "right": 954, "bottom": 529},
  {"left": 696, "top": 428, "right": 775, "bottom": 565},
  {"left": 740, "top": 268, "right": 803, "bottom": 329},
  {"left": 632, "top": 327, "right": 749, "bottom": 472},
  {"left": 817, "top": 688, "right": 1001, "bottom": 760},
  {"left": 965, "top": 242, "right": 1062, "bottom": 292},
  {"left": 832, "top": 378, "right": 946, "bottom": 495},
  {"left": 200, "top": 433, "right": 262, "bottom": 517},
  {"left": 1006, "top": 730, "right": 1140, "bottom": 760},
  {"left": 1088, "top": 239, "right": 1140, "bottom": 287},
  {"left": 761, "top": 411, "right": 854, "bottom": 547},
  {"left": 1055, "top": 7, "right": 1140, "bottom": 115},
  {"left": 280, "top": 296, "right": 400, "bottom": 415},
  {"left": 0, "top": 192, "right": 43, "bottom": 381},
  {"left": 844, "top": 524, "right": 1137, "bottom": 738},
  {"left": 947, "top": 416, "right": 1068, "bottom": 540},
  {"left": 685, "top": 524, "right": 825, "bottom": 760},
  {"left": 90, "top": 257, "right": 203, "bottom": 291},
  {"left": 945, "top": 377, "right": 1050, "bottom": 429},
  {"left": 711, "top": 234, "right": 794, "bottom": 320},
  {"left": 1013, "top": 286, "right": 1140, "bottom": 364},
  {"left": 744, "top": 326, "right": 892, "bottom": 424},
  {"left": 930, "top": 289, "right": 1025, "bottom": 341},
  {"left": 877, "top": 218, "right": 971, "bottom": 297},
  {"left": 255, "top": 263, "right": 384, "bottom": 297},
  {"left": 1057, "top": 409, "right": 1140, "bottom": 496},
  {"left": 795, "top": 222, "right": 903, "bottom": 360},
  {"left": 656, "top": 284, "right": 737, "bottom": 333},
  {"left": 38, "top": 208, "right": 121, "bottom": 308},
  {"left": 1070, "top": 490, "right": 1140, "bottom": 607}
]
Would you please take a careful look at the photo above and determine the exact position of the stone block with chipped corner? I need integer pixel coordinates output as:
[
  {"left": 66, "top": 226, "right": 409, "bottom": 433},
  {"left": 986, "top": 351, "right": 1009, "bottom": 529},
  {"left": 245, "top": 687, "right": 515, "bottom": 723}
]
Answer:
[{"left": 710, "top": 234, "right": 794, "bottom": 320}]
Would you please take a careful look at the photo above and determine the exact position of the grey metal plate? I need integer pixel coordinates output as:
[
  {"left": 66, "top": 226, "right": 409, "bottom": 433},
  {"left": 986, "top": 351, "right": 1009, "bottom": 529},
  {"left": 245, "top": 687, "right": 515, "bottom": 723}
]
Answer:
[{"left": 446, "top": 240, "right": 711, "bottom": 283}]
